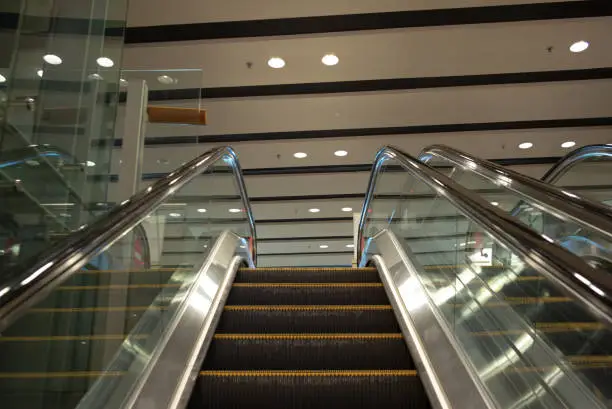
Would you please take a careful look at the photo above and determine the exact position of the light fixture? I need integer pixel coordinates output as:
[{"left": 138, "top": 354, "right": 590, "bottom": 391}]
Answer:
[
  {"left": 569, "top": 40, "right": 589, "bottom": 53},
  {"left": 157, "top": 75, "right": 177, "bottom": 85},
  {"left": 37, "top": 69, "right": 44, "bottom": 78},
  {"left": 561, "top": 141, "right": 576, "bottom": 149},
  {"left": 197, "top": 208, "right": 207, "bottom": 213},
  {"left": 120, "top": 78, "right": 128, "bottom": 86},
  {"left": 88, "top": 73, "right": 104, "bottom": 80},
  {"left": 43, "top": 54, "right": 62, "bottom": 65},
  {"left": 341, "top": 207, "right": 353, "bottom": 212},
  {"left": 157, "top": 158, "right": 170, "bottom": 165},
  {"left": 334, "top": 150, "right": 348, "bottom": 157},
  {"left": 86, "top": 161, "right": 96, "bottom": 167},
  {"left": 0, "top": 74, "right": 5, "bottom": 83},
  {"left": 59, "top": 213, "right": 71, "bottom": 218},
  {"left": 346, "top": 244, "right": 354, "bottom": 248},
  {"left": 169, "top": 212, "right": 181, "bottom": 217},
  {"left": 322, "top": 54, "right": 339, "bottom": 66},
  {"left": 308, "top": 208, "right": 320, "bottom": 213},
  {"left": 293, "top": 152, "right": 307, "bottom": 159},
  {"left": 267, "top": 57, "right": 285, "bottom": 69},
  {"left": 518, "top": 142, "right": 533, "bottom": 150},
  {"left": 229, "top": 208, "right": 241, "bottom": 213},
  {"left": 25, "top": 97, "right": 35, "bottom": 103},
  {"left": 96, "top": 57, "right": 114, "bottom": 67},
  {"left": 320, "top": 244, "right": 329, "bottom": 249},
  {"left": 491, "top": 202, "right": 499, "bottom": 206}
]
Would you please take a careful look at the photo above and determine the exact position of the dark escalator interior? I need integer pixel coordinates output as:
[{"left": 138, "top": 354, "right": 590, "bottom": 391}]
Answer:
[{"left": 190, "top": 266, "right": 429, "bottom": 409}]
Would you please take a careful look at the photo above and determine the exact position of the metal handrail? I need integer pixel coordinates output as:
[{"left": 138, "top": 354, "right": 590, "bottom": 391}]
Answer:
[
  {"left": 418, "top": 144, "right": 612, "bottom": 241},
  {"left": 358, "top": 146, "right": 612, "bottom": 327},
  {"left": 542, "top": 144, "right": 612, "bottom": 185},
  {"left": 0, "top": 146, "right": 256, "bottom": 330}
]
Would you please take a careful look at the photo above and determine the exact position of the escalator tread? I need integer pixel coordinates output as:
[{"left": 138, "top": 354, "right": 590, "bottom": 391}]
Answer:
[{"left": 191, "top": 267, "right": 431, "bottom": 409}]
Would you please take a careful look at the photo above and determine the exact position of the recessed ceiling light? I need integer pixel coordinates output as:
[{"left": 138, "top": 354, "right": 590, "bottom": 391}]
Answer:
[
  {"left": 169, "top": 212, "right": 181, "bottom": 217},
  {"left": 86, "top": 161, "right": 96, "bottom": 167},
  {"left": 308, "top": 208, "right": 320, "bottom": 213},
  {"left": 25, "top": 97, "right": 35, "bottom": 103},
  {"left": 341, "top": 207, "right": 353, "bottom": 212},
  {"left": 569, "top": 40, "right": 589, "bottom": 53},
  {"left": 157, "top": 75, "right": 177, "bottom": 85},
  {"left": 197, "top": 208, "right": 207, "bottom": 213},
  {"left": 229, "top": 208, "right": 241, "bottom": 213},
  {"left": 60, "top": 213, "right": 71, "bottom": 218},
  {"left": 518, "top": 142, "right": 533, "bottom": 150},
  {"left": 293, "top": 152, "right": 307, "bottom": 159},
  {"left": 96, "top": 57, "right": 114, "bottom": 67},
  {"left": 322, "top": 54, "right": 339, "bottom": 66},
  {"left": 267, "top": 57, "right": 285, "bottom": 69},
  {"left": 37, "top": 69, "right": 44, "bottom": 78},
  {"left": 120, "top": 78, "right": 128, "bottom": 86},
  {"left": 0, "top": 74, "right": 5, "bottom": 83},
  {"left": 319, "top": 244, "right": 329, "bottom": 249},
  {"left": 561, "top": 141, "right": 576, "bottom": 149},
  {"left": 491, "top": 201, "right": 499, "bottom": 206},
  {"left": 334, "top": 150, "right": 348, "bottom": 157},
  {"left": 346, "top": 244, "right": 354, "bottom": 248},
  {"left": 43, "top": 54, "right": 62, "bottom": 65},
  {"left": 88, "top": 73, "right": 104, "bottom": 80}
]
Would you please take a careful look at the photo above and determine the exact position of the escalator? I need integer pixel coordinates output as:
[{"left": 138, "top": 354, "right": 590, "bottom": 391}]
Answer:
[{"left": 0, "top": 145, "right": 611, "bottom": 408}]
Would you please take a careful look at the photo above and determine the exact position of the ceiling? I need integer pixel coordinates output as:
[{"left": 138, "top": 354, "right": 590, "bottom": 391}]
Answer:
[{"left": 5, "top": 1, "right": 612, "bottom": 266}]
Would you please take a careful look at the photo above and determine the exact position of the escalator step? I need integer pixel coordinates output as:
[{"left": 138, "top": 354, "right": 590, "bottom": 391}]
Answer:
[
  {"left": 203, "top": 334, "right": 412, "bottom": 370},
  {"left": 216, "top": 306, "right": 399, "bottom": 333},
  {"left": 189, "top": 370, "right": 430, "bottom": 409},
  {"left": 236, "top": 268, "right": 379, "bottom": 283},
  {"left": 226, "top": 283, "right": 388, "bottom": 305}
]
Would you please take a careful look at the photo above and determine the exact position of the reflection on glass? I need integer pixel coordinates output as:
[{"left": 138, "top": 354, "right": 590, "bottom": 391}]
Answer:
[{"left": 362, "top": 155, "right": 611, "bottom": 408}]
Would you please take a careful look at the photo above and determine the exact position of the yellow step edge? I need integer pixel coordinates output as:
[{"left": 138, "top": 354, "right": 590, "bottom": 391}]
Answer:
[
  {"left": 232, "top": 283, "right": 383, "bottom": 288},
  {"left": 472, "top": 322, "right": 605, "bottom": 337},
  {"left": 223, "top": 305, "right": 392, "bottom": 311},
  {"left": 198, "top": 370, "right": 417, "bottom": 377},
  {"left": 213, "top": 333, "right": 403, "bottom": 340},
  {"left": 58, "top": 284, "right": 181, "bottom": 291}
]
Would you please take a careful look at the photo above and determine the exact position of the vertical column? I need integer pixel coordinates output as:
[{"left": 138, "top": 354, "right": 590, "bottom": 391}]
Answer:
[{"left": 117, "top": 79, "right": 148, "bottom": 201}]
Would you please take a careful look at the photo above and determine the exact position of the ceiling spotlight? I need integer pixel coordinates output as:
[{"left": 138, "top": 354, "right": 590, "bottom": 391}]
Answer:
[
  {"left": 0, "top": 74, "right": 5, "bottom": 83},
  {"left": 267, "top": 57, "right": 285, "bottom": 69},
  {"left": 341, "top": 207, "right": 353, "bottom": 212},
  {"left": 518, "top": 142, "right": 533, "bottom": 150},
  {"left": 293, "top": 152, "right": 307, "bottom": 159},
  {"left": 43, "top": 54, "right": 62, "bottom": 65},
  {"left": 322, "top": 54, "right": 339, "bottom": 66},
  {"left": 229, "top": 208, "right": 241, "bottom": 213},
  {"left": 491, "top": 202, "right": 499, "bottom": 206},
  {"left": 120, "top": 78, "right": 128, "bottom": 86},
  {"left": 569, "top": 41, "right": 589, "bottom": 53},
  {"left": 346, "top": 244, "right": 355, "bottom": 248},
  {"left": 169, "top": 212, "right": 181, "bottom": 217},
  {"left": 96, "top": 57, "right": 114, "bottom": 67},
  {"left": 37, "top": 69, "right": 44, "bottom": 78},
  {"left": 334, "top": 150, "right": 348, "bottom": 157},
  {"left": 561, "top": 141, "right": 576, "bottom": 149},
  {"left": 308, "top": 208, "right": 320, "bottom": 213},
  {"left": 319, "top": 244, "right": 329, "bottom": 249},
  {"left": 88, "top": 73, "right": 104, "bottom": 80},
  {"left": 157, "top": 75, "right": 177, "bottom": 85},
  {"left": 86, "top": 161, "right": 96, "bottom": 167},
  {"left": 197, "top": 208, "right": 207, "bottom": 213}
]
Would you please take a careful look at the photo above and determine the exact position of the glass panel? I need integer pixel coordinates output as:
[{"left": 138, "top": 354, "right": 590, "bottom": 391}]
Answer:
[
  {"left": 424, "top": 154, "right": 612, "bottom": 267},
  {"left": 0, "top": 0, "right": 128, "bottom": 273},
  {"left": 551, "top": 153, "right": 612, "bottom": 207},
  {"left": 0, "top": 152, "right": 251, "bottom": 408},
  {"left": 362, "top": 156, "right": 611, "bottom": 408}
]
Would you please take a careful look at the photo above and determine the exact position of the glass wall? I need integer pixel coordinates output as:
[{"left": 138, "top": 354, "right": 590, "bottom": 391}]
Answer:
[{"left": 0, "top": 0, "right": 128, "bottom": 269}]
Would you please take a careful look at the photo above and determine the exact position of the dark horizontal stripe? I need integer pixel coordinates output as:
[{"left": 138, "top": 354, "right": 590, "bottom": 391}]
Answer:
[
  {"left": 107, "top": 117, "right": 612, "bottom": 147},
  {"left": 245, "top": 164, "right": 371, "bottom": 175},
  {"left": 164, "top": 235, "right": 353, "bottom": 242},
  {"left": 141, "top": 68, "right": 612, "bottom": 101},
  {"left": 257, "top": 217, "right": 352, "bottom": 224},
  {"left": 124, "top": 2, "right": 612, "bottom": 43},
  {"left": 0, "top": 12, "right": 125, "bottom": 36},
  {"left": 257, "top": 251, "right": 353, "bottom": 257}
]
